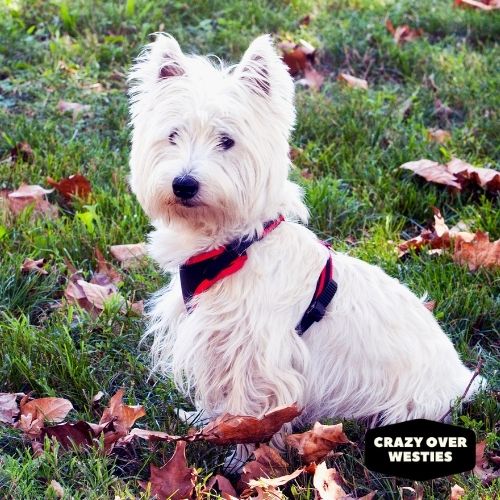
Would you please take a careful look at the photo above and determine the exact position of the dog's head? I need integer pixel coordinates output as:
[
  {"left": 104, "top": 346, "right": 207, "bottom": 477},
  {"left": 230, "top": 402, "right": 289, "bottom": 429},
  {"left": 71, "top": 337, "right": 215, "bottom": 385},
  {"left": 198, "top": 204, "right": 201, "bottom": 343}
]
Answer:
[{"left": 128, "top": 34, "right": 307, "bottom": 235}]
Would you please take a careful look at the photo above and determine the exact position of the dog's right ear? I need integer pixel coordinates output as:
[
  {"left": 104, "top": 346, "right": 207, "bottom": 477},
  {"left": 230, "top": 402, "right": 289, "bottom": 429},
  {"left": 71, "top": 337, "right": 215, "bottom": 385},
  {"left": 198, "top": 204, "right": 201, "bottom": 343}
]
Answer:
[{"left": 128, "top": 34, "right": 186, "bottom": 105}]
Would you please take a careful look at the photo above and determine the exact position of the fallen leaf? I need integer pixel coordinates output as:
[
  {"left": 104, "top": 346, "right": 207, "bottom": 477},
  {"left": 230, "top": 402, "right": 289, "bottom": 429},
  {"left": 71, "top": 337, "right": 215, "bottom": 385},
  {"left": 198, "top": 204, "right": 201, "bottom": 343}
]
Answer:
[
  {"left": 0, "top": 393, "right": 19, "bottom": 424},
  {"left": 200, "top": 404, "right": 301, "bottom": 445},
  {"left": 454, "top": 231, "right": 500, "bottom": 271},
  {"left": 279, "top": 39, "right": 325, "bottom": 91},
  {"left": 248, "top": 468, "right": 303, "bottom": 489},
  {"left": 386, "top": 19, "right": 423, "bottom": 44},
  {"left": 127, "top": 427, "right": 180, "bottom": 443},
  {"left": 338, "top": 73, "right": 368, "bottom": 90},
  {"left": 57, "top": 100, "right": 91, "bottom": 118},
  {"left": 7, "top": 184, "right": 58, "bottom": 218},
  {"left": 21, "top": 397, "right": 73, "bottom": 423},
  {"left": 15, "top": 413, "right": 44, "bottom": 438},
  {"left": 141, "top": 441, "right": 197, "bottom": 500},
  {"left": 91, "top": 248, "right": 123, "bottom": 286},
  {"left": 10, "top": 141, "right": 34, "bottom": 163},
  {"left": 43, "top": 421, "right": 98, "bottom": 448},
  {"left": 423, "top": 300, "right": 436, "bottom": 312},
  {"left": 99, "top": 389, "right": 146, "bottom": 434},
  {"left": 313, "top": 462, "right": 347, "bottom": 500},
  {"left": 400, "top": 157, "right": 500, "bottom": 193},
  {"left": 399, "top": 485, "right": 424, "bottom": 499},
  {"left": 286, "top": 421, "right": 350, "bottom": 464},
  {"left": 92, "top": 391, "right": 104, "bottom": 404},
  {"left": 427, "top": 129, "right": 451, "bottom": 144},
  {"left": 109, "top": 243, "right": 147, "bottom": 268},
  {"left": 240, "top": 444, "right": 291, "bottom": 488},
  {"left": 49, "top": 480, "right": 65, "bottom": 499},
  {"left": 203, "top": 474, "right": 237, "bottom": 499},
  {"left": 21, "top": 258, "right": 48, "bottom": 275},
  {"left": 129, "top": 300, "right": 144, "bottom": 316},
  {"left": 47, "top": 174, "right": 92, "bottom": 201},
  {"left": 455, "top": 0, "right": 500, "bottom": 10},
  {"left": 400, "top": 159, "right": 461, "bottom": 189},
  {"left": 75, "top": 279, "right": 120, "bottom": 310},
  {"left": 450, "top": 484, "right": 465, "bottom": 500}
]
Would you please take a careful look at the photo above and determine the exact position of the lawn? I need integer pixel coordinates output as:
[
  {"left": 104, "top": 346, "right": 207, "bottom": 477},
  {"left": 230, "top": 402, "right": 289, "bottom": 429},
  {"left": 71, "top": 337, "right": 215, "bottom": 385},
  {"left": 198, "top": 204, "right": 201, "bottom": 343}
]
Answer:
[{"left": 0, "top": 0, "right": 498, "bottom": 498}]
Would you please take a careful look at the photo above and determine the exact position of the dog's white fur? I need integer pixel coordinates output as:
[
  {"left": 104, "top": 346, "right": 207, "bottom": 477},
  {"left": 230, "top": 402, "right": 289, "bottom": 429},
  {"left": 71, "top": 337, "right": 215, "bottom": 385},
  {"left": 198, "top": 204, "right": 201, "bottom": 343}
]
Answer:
[{"left": 128, "top": 34, "right": 482, "bottom": 444}]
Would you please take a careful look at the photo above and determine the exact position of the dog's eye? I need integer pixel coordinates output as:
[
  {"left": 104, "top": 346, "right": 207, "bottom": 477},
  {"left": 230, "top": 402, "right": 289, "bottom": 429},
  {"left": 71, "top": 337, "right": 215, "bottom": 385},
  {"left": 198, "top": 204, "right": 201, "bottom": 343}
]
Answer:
[
  {"left": 168, "top": 130, "right": 178, "bottom": 145},
  {"left": 218, "top": 136, "right": 235, "bottom": 150}
]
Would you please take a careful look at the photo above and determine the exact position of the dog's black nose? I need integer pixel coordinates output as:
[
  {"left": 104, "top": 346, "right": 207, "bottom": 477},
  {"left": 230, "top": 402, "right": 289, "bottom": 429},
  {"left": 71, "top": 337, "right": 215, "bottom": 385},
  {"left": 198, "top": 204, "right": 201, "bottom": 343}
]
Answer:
[{"left": 172, "top": 175, "right": 199, "bottom": 200}]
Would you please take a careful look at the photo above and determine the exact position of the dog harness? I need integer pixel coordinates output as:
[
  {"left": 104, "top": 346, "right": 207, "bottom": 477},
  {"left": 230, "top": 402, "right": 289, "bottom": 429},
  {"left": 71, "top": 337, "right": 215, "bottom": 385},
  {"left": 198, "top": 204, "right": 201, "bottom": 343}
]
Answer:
[{"left": 179, "top": 216, "right": 338, "bottom": 335}]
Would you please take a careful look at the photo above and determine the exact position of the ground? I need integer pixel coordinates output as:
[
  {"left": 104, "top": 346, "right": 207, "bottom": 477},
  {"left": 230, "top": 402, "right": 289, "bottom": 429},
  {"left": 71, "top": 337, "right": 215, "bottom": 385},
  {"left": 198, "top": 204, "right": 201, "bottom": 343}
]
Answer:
[{"left": 0, "top": 0, "right": 498, "bottom": 498}]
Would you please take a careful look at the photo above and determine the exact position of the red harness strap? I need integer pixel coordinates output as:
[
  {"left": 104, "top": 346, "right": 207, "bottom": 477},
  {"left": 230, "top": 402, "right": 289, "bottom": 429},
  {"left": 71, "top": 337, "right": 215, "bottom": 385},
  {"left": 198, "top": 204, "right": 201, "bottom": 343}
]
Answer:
[{"left": 179, "top": 216, "right": 338, "bottom": 335}]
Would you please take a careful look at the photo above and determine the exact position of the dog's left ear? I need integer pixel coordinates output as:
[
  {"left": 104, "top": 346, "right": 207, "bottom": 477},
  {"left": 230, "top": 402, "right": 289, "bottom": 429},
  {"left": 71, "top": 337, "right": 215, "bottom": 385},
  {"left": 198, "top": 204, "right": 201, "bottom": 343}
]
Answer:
[{"left": 235, "top": 35, "right": 292, "bottom": 99}]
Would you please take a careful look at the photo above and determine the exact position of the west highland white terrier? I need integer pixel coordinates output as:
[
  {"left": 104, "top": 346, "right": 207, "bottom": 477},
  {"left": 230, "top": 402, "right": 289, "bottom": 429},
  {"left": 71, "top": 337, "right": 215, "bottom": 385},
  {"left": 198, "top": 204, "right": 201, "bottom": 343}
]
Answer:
[{"left": 128, "top": 34, "right": 482, "bottom": 462}]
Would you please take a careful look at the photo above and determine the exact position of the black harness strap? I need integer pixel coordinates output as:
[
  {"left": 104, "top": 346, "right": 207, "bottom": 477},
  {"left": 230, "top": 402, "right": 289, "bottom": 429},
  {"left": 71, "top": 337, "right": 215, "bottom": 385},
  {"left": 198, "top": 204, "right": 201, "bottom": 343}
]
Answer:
[{"left": 179, "top": 217, "right": 338, "bottom": 335}]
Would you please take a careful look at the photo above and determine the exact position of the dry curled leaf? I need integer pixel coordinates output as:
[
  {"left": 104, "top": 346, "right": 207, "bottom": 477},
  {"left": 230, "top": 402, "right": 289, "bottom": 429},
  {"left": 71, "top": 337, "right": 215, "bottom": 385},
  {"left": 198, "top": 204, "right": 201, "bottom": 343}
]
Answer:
[
  {"left": 427, "top": 129, "right": 451, "bottom": 144},
  {"left": 278, "top": 39, "right": 325, "bottom": 91},
  {"left": 141, "top": 441, "right": 197, "bottom": 500},
  {"left": 450, "top": 484, "right": 465, "bottom": 500},
  {"left": 10, "top": 141, "right": 34, "bottom": 163},
  {"left": 453, "top": 231, "right": 500, "bottom": 271},
  {"left": 338, "top": 73, "right": 368, "bottom": 90},
  {"left": 473, "top": 440, "right": 500, "bottom": 484},
  {"left": 386, "top": 19, "right": 423, "bottom": 44},
  {"left": 99, "top": 389, "right": 146, "bottom": 433},
  {"left": 48, "top": 480, "right": 65, "bottom": 499},
  {"left": 92, "top": 248, "right": 122, "bottom": 286},
  {"left": 240, "top": 444, "right": 291, "bottom": 489},
  {"left": 47, "top": 174, "right": 92, "bottom": 201},
  {"left": 21, "top": 397, "right": 73, "bottom": 423},
  {"left": 7, "top": 184, "right": 58, "bottom": 218},
  {"left": 203, "top": 474, "right": 238, "bottom": 499},
  {"left": 109, "top": 243, "right": 147, "bottom": 268},
  {"left": 313, "top": 462, "right": 347, "bottom": 500},
  {"left": 0, "top": 393, "right": 20, "bottom": 424},
  {"left": 286, "top": 422, "right": 350, "bottom": 464},
  {"left": 21, "top": 258, "right": 48, "bottom": 275},
  {"left": 200, "top": 404, "right": 301, "bottom": 445},
  {"left": 400, "top": 157, "right": 499, "bottom": 193}
]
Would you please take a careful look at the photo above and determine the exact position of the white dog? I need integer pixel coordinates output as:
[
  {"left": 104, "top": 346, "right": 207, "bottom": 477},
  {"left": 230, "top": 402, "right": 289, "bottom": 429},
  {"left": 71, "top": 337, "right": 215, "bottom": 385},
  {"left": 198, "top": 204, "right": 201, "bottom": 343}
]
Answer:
[{"left": 128, "top": 34, "right": 482, "bottom": 458}]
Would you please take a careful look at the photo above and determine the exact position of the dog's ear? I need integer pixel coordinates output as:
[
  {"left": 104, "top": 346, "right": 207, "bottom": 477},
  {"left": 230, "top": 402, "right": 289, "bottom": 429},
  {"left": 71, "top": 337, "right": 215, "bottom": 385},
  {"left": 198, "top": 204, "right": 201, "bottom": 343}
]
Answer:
[
  {"left": 236, "top": 35, "right": 290, "bottom": 98},
  {"left": 128, "top": 34, "right": 186, "bottom": 101}
]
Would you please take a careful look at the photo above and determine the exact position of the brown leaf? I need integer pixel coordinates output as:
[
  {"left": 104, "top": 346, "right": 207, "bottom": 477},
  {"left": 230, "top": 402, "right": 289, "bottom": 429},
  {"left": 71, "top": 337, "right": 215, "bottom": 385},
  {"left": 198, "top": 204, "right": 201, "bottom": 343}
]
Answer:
[
  {"left": 455, "top": 0, "right": 500, "bottom": 10},
  {"left": 129, "top": 300, "right": 144, "bottom": 316},
  {"left": 286, "top": 421, "right": 351, "bottom": 463},
  {"left": 75, "top": 279, "right": 120, "bottom": 310},
  {"left": 400, "top": 159, "right": 462, "bottom": 189},
  {"left": 279, "top": 39, "right": 325, "bottom": 91},
  {"left": 91, "top": 248, "right": 123, "bottom": 286},
  {"left": 248, "top": 468, "right": 303, "bottom": 489},
  {"left": 400, "top": 157, "right": 499, "bottom": 193},
  {"left": 450, "top": 484, "right": 465, "bottom": 500},
  {"left": 240, "top": 444, "right": 290, "bottom": 488},
  {"left": 49, "top": 480, "right": 65, "bottom": 499},
  {"left": 200, "top": 404, "right": 301, "bottom": 445},
  {"left": 109, "top": 243, "right": 147, "bottom": 268},
  {"left": 21, "top": 397, "right": 73, "bottom": 423},
  {"left": 99, "top": 389, "right": 146, "bottom": 434},
  {"left": 7, "top": 184, "right": 58, "bottom": 218},
  {"left": 454, "top": 232, "right": 500, "bottom": 271},
  {"left": 472, "top": 440, "right": 500, "bottom": 484},
  {"left": 42, "top": 420, "right": 103, "bottom": 449},
  {"left": 312, "top": 462, "right": 347, "bottom": 500},
  {"left": 21, "top": 258, "right": 48, "bottom": 275},
  {"left": 338, "top": 73, "right": 368, "bottom": 90},
  {"left": 0, "top": 393, "right": 19, "bottom": 424},
  {"left": 427, "top": 129, "right": 451, "bottom": 144},
  {"left": 127, "top": 427, "right": 181, "bottom": 442},
  {"left": 423, "top": 300, "right": 436, "bottom": 312},
  {"left": 57, "top": 100, "right": 91, "bottom": 118},
  {"left": 10, "top": 141, "right": 34, "bottom": 163},
  {"left": 204, "top": 474, "right": 238, "bottom": 499},
  {"left": 386, "top": 19, "right": 423, "bottom": 44},
  {"left": 141, "top": 441, "right": 197, "bottom": 500},
  {"left": 46, "top": 174, "right": 92, "bottom": 201}
]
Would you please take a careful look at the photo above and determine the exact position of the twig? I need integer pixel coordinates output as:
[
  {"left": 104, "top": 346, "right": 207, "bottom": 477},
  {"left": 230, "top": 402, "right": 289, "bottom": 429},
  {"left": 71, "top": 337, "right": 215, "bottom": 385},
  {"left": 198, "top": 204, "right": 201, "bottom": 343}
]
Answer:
[{"left": 439, "top": 358, "right": 483, "bottom": 422}]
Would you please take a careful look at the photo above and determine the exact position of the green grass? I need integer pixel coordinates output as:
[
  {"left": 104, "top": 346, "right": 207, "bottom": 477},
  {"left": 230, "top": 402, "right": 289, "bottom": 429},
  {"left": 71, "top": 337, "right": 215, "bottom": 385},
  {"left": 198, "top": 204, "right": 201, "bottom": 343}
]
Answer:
[{"left": 0, "top": 0, "right": 498, "bottom": 498}]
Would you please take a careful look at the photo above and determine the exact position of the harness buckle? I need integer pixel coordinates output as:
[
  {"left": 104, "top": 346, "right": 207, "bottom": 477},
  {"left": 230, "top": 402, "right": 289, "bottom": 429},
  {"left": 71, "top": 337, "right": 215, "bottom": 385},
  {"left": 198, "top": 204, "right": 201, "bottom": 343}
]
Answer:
[{"left": 306, "top": 300, "right": 326, "bottom": 323}]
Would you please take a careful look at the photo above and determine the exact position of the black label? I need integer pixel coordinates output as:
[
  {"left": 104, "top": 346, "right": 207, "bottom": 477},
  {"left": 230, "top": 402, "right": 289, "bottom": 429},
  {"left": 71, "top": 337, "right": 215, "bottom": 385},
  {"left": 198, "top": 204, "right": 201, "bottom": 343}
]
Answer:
[{"left": 365, "top": 419, "right": 475, "bottom": 480}]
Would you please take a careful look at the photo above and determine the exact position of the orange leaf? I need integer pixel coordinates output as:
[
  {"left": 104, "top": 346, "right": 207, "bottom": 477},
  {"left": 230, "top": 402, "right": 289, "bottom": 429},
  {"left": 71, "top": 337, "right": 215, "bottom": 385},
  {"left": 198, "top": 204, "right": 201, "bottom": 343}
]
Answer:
[
  {"left": 286, "top": 422, "right": 351, "bottom": 463},
  {"left": 239, "top": 444, "right": 290, "bottom": 488},
  {"left": 21, "top": 397, "right": 73, "bottom": 423},
  {"left": 141, "top": 441, "right": 197, "bottom": 500},
  {"left": 200, "top": 404, "right": 301, "bottom": 445},
  {"left": 453, "top": 231, "right": 500, "bottom": 271},
  {"left": 7, "top": 184, "right": 58, "bottom": 218},
  {"left": 338, "top": 73, "right": 368, "bottom": 90},
  {"left": 400, "top": 159, "right": 462, "bottom": 189},
  {"left": 91, "top": 248, "right": 122, "bottom": 286},
  {"left": 427, "top": 129, "right": 451, "bottom": 144},
  {"left": 450, "top": 484, "right": 465, "bottom": 500},
  {"left": 386, "top": 19, "right": 423, "bottom": 44},
  {"left": 203, "top": 474, "right": 237, "bottom": 499},
  {"left": 99, "top": 389, "right": 146, "bottom": 433},
  {"left": 47, "top": 174, "right": 92, "bottom": 201}
]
